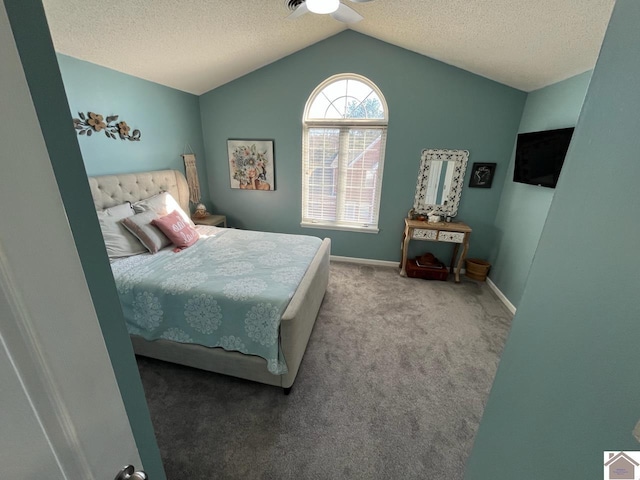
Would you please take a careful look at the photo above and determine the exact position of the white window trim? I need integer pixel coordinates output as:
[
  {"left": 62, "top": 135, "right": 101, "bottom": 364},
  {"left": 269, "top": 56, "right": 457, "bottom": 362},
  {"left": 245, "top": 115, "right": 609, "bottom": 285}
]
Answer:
[
  {"left": 301, "top": 73, "right": 388, "bottom": 233},
  {"left": 300, "top": 221, "right": 380, "bottom": 234}
]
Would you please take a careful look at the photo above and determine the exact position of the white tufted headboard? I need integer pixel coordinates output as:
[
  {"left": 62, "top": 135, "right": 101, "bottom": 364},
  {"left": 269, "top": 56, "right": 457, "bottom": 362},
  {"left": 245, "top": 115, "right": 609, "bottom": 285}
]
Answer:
[{"left": 88, "top": 169, "right": 191, "bottom": 213}]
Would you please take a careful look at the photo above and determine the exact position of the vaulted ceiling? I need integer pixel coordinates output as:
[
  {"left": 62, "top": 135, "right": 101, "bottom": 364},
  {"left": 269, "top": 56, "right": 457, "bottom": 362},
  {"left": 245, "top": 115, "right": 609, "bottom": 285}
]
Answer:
[{"left": 42, "top": 0, "right": 615, "bottom": 95}]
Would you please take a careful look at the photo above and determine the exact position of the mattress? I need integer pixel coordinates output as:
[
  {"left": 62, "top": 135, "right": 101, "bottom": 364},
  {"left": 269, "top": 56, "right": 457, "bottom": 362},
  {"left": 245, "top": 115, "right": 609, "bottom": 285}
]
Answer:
[{"left": 111, "top": 226, "right": 322, "bottom": 374}]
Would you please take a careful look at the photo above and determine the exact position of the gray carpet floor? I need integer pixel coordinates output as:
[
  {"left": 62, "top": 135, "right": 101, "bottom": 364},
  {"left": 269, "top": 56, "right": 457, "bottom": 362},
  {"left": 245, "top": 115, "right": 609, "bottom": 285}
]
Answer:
[{"left": 137, "top": 262, "right": 512, "bottom": 480}]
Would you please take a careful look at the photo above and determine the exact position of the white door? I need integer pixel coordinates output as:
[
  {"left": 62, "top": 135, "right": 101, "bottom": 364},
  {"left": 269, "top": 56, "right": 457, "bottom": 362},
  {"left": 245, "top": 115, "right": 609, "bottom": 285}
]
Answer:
[{"left": 0, "top": 3, "right": 146, "bottom": 478}]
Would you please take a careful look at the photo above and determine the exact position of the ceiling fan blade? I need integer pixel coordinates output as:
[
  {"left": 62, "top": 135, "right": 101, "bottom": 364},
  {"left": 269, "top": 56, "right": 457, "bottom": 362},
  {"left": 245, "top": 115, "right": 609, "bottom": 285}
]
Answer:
[
  {"left": 287, "top": 2, "right": 309, "bottom": 19},
  {"left": 330, "top": 3, "right": 363, "bottom": 23}
]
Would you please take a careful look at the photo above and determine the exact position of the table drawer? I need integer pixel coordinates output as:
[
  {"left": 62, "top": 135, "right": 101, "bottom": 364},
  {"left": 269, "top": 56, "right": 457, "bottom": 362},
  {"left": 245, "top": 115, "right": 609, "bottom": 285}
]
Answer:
[
  {"left": 437, "top": 231, "right": 465, "bottom": 243},
  {"left": 412, "top": 229, "right": 438, "bottom": 240}
]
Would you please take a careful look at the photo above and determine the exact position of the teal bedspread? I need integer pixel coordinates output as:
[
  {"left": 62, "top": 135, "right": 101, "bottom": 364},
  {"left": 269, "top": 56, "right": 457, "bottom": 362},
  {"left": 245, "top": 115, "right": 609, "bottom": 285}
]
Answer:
[{"left": 111, "top": 227, "right": 322, "bottom": 374}]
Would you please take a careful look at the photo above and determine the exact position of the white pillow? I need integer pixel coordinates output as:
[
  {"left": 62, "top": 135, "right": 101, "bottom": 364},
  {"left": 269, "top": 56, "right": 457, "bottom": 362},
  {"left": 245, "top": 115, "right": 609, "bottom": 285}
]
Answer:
[
  {"left": 121, "top": 210, "right": 171, "bottom": 254},
  {"left": 97, "top": 202, "right": 146, "bottom": 259},
  {"left": 132, "top": 192, "right": 194, "bottom": 227}
]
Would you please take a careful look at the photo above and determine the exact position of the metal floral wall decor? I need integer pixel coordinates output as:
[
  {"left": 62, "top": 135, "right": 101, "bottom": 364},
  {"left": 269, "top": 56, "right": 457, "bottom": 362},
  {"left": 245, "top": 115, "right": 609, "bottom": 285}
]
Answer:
[{"left": 73, "top": 112, "right": 141, "bottom": 141}]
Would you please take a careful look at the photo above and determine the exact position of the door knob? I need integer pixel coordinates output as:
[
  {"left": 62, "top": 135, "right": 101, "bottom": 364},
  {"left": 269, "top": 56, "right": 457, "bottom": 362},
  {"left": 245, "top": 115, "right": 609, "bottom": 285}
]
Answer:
[{"left": 115, "top": 465, "right": 148, "bottom": 480}]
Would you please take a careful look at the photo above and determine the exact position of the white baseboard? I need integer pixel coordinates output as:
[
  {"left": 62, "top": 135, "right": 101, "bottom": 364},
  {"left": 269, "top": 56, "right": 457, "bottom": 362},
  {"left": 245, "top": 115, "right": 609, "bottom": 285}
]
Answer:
[
  {"left": 486, "top": 277, "right": 517, "bottom": 315},
  {"left": 330, "top": 255, "right": 398, "bottom": 268},
  {"left": 331, "top": 255, "right": 465, "bottom": 272}
]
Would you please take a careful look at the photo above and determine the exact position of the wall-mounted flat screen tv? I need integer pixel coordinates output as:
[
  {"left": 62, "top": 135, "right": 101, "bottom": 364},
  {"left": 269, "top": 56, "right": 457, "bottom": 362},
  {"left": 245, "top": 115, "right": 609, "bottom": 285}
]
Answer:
[{"left": 513, "top": 127, "right": 574, "bottom": 188}]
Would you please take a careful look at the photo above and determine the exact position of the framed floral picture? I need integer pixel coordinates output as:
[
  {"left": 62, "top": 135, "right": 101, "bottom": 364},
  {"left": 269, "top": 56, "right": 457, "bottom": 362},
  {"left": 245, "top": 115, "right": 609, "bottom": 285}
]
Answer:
[{"left": 227, "top": 139, "right": 275, "bottom": 191}]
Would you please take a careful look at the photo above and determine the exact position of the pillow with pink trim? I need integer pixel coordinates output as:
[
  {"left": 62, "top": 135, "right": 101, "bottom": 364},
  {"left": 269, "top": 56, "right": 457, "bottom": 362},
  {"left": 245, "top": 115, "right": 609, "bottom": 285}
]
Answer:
[
  {"left": 121, "top": 210, "right": 170, "bottom": 254},
  {"left": 151, "top": 210, "right": 199, "bottom": 249}
]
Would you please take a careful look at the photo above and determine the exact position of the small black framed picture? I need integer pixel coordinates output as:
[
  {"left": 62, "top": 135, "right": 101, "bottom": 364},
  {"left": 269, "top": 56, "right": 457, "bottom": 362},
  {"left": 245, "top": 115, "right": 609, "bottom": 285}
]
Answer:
[{"left": 469, "top": 163, "right": 497, "bottom": 188}]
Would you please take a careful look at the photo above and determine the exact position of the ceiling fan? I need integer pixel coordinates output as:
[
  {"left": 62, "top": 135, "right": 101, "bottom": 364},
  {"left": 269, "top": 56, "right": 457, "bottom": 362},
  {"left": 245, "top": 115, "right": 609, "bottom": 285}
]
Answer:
[{"left": 286, "top": 0, "right": 374, "bottom": 24}]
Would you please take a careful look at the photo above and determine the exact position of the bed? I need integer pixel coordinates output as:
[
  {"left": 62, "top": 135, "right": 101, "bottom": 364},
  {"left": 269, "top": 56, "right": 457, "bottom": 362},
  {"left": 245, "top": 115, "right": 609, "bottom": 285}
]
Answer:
[{"left": 89, "top": 169, "right": 330, "bottom": 392}]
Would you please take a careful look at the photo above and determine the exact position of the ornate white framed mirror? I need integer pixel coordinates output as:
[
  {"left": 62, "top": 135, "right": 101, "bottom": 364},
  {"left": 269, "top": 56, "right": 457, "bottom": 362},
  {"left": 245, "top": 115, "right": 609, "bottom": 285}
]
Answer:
[{"left": 413, "top": 148, "right": 469, "bottom": 217}]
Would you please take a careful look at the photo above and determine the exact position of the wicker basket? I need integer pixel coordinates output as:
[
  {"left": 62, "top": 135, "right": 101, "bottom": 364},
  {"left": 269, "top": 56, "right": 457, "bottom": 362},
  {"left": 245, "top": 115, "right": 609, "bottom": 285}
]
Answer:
[{"left": 465, "top": 258, "right": 491, "bottom": 281}]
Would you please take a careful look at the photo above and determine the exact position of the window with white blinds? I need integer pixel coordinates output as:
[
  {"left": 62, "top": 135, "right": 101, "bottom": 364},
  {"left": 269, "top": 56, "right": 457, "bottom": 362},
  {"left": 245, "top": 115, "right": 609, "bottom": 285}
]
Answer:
[{"left": 301, "top": 74, "right": 388, "bottom": 233}]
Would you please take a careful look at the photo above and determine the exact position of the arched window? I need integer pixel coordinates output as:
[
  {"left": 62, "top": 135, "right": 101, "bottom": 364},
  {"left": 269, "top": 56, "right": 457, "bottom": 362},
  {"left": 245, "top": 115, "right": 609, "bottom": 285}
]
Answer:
[{"left": 301, "top": 74, "right": 388, "bottom": 233}]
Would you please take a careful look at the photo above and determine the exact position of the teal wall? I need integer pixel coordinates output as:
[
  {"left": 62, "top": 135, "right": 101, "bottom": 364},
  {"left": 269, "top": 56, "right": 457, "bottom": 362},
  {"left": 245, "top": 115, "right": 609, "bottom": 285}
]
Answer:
[
  {"left": 56, "top": 54, "right": 210, "bottom": 210},
  {"left": 466, "top": 1, "right": 640, "bottom": 478},
  {"left": 4, "top": 1, "right": 165, "bottom": 478},
  {"left": 200, "top": 30, "right": 526, "bottom": 260},
  {"left": 489, "top": 71, "right": 591, "bottom": 307}
]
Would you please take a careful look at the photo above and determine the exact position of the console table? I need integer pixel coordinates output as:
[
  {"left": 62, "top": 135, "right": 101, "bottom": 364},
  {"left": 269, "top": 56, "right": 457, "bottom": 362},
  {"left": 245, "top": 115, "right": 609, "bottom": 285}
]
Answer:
[{"left": 400, "top": 219, "right": 472, "bottom": 282}]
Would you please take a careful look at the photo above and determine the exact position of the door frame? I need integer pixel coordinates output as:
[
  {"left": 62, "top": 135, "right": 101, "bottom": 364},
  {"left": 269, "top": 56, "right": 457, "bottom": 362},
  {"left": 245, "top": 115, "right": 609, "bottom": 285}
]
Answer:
[{"left": 2, "top": 0, "right": 165, "bottom": 478}]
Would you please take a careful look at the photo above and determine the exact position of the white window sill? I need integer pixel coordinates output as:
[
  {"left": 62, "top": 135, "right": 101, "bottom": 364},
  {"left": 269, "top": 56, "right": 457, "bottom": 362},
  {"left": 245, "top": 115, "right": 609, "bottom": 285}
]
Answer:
[{"left": 300, "top": 222, "right": 379, "bottom": 234}]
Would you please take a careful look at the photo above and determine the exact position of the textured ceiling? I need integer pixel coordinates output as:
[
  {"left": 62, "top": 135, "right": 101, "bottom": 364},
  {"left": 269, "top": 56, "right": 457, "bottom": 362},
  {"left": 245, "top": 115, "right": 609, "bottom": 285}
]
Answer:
[{"left": 42, "top": 0, "right": 615, "bottom": 95}]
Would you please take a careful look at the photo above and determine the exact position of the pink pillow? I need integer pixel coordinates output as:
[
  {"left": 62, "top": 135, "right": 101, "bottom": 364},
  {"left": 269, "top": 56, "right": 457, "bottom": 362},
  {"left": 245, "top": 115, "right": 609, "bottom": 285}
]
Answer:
[{"left": 152, "top": 210, "right": 199, "bottom": 249}]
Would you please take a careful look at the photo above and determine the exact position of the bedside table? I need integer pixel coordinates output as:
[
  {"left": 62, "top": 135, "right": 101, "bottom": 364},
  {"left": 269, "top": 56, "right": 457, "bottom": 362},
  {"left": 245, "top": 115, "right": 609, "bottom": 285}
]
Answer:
[{"left": 192, "top": 214, "right": 227, "bottom": 228}]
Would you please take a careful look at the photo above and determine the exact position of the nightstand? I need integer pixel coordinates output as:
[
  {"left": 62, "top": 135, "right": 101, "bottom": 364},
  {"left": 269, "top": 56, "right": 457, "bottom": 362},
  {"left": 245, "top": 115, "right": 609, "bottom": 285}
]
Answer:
[{"left": 192, "top": 214, "right": 227, "bottom": 228}]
